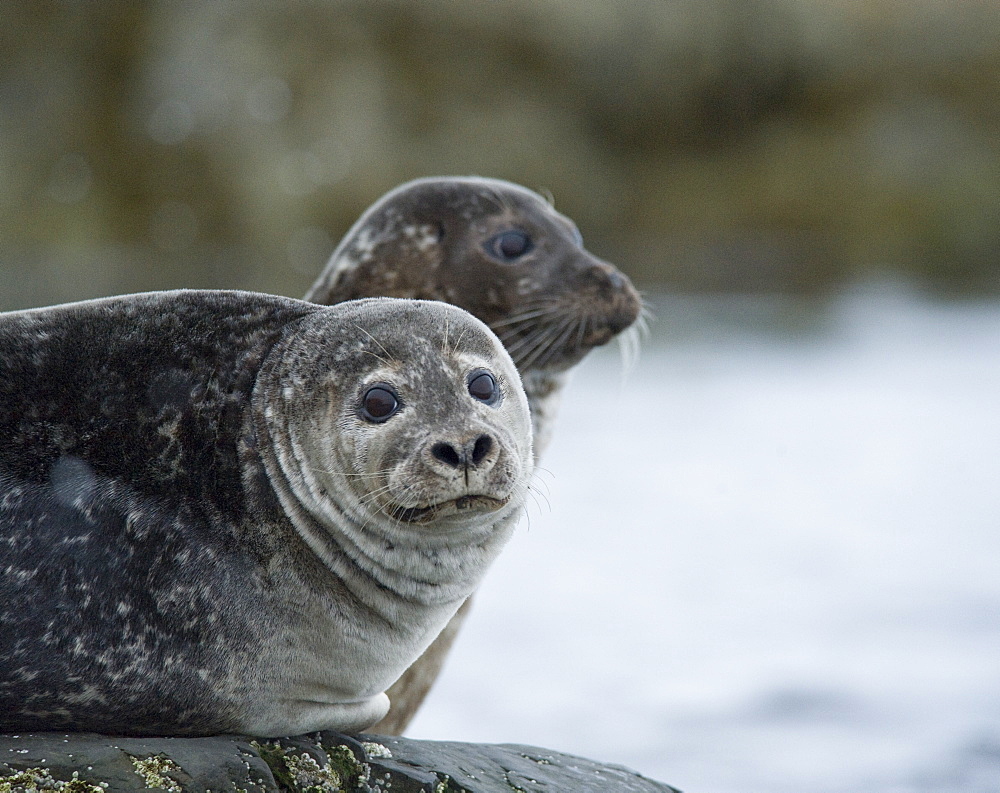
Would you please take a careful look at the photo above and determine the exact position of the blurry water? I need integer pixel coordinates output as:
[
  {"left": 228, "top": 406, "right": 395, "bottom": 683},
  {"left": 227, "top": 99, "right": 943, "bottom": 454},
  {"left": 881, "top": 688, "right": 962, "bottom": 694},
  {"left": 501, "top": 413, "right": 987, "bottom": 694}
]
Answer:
[{"left": 407, "top": 286, "right": 1000, "bottom": 793}]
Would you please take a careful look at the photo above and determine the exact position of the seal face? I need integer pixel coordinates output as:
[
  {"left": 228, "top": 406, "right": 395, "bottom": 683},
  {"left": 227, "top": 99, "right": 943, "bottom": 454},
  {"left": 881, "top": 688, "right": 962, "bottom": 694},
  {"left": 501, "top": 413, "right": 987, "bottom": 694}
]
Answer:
[
  {"left": 306, "top": 176, "right": 644, "bottom": 456},
  {"left": 0, "top": 290, "right": 532, "bottom": 737}
]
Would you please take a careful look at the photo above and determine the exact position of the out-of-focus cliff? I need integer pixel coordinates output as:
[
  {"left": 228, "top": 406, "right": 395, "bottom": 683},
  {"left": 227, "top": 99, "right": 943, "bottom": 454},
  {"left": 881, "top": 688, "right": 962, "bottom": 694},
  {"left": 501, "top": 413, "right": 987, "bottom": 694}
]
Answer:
[{"left": 2, "top": 0, "right": 999, "bottom": 310}]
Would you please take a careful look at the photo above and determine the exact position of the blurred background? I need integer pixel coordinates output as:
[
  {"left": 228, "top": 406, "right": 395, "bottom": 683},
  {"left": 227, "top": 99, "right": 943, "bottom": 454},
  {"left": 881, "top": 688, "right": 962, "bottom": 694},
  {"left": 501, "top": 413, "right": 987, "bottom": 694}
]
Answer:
[
  {"left": 2, "top": 0, "right": 999, "bottom": 309},
  {"left": 4, "top": 3, "right": 1000, "bottom": 793}
]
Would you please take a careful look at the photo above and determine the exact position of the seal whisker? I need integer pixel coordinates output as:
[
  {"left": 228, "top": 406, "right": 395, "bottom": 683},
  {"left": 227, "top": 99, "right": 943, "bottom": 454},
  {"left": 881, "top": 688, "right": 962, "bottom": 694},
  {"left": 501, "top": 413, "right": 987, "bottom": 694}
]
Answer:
[
  {"left": 357, "top": 481, "right": 398, "bottom": 509},
  {"left": 637, "top": 295, "right": 656, "bottom": 330},
  {"left": 380, "top": 481, "right": 426, "bottom": 522},
  {"left": 519, "top": 315, "right": 576, "bottom": 371},
  {"left": 526, "top": 478, "right": 552, "bottom": 513},
  {"left": 354, "top": 324, "right": 398, "bottom": 365},
  {"left": 617, "top": 324, "right": 641, "bottom": 376},
  {"left": 537, "top": 318, "right": 580, "bottom": 369},
  {"left": 488, "top": 305, "right": 562, "bottom": 329},
  {"left": 531, "top": 465, "right": 555, "bottom": 482},
  {"left": 575, "top": 314, "right": 590, "bottom": 352},
  {"left": 348, "top": 481, "right": 403, "bottom": 533},
  {"left": 504, "top": 323, "right": 560, "bottom": 367},
  {"left": 376, "top": 479, "right": 419, "bottom": 511},
  {"left": 479, "top": 183, "right": 516, "bottom": 216},
  {"left": 488, "top": 301, "right": 564, "bottom": 334},
  {"left": 309, "top": 466, "right": 394, "bottom": 479},
  {"left": 495, "top": 324, "right": 547, "bottom": 358},
  {"left": 617, "top": 298, "right": 653, "bottom": 377},
  {"left": 451, "top": 320, "right": 472, "bottom": 357},
  {"left": 528, "top": 324, "right": 568, "bottom": 371},
  {"left": 509, "top": 481, "right": 538, "bottom": 531},
  {"left": 501, "top": 297, "right": 566, "bottom": 318},
  {"left": 522, "top": 492, "right": 544, "bottom": 526},
  {"left": 491, "top": 295, "right": 563, "bottom": 315},
  {"left": 362, "top": 349, "right": 394, "bottom": 367},
  {"left": 500, "top": 323, "right": 555, "bottom": 358},
  {"left": 503, "top": 313, "right": 570, "bottom": 361},
  {"left": 528, "top": 466, "right": 555, "bottom": 497},
  {"left": 512, "top": 324, "right": 565, "bottom": 370}
]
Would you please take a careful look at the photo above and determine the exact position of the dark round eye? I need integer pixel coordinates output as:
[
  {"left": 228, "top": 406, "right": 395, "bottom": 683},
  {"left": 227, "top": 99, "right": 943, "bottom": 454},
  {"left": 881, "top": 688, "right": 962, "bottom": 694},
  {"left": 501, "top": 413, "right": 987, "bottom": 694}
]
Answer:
[
  {"left": 468, "top": 371, "right": 499, "bottom": 404},
  {"left": 485, "top": 230, "right": 533, "bottom": 261},
  {"left": 360, "top": 385, "right": 399, "bottom": 422}
]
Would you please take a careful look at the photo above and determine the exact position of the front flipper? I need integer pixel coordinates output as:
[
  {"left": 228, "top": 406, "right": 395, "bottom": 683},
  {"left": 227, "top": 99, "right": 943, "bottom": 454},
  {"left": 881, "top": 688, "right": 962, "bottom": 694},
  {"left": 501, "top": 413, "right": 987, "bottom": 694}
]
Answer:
[{"left": 239, "top": 693, "right": 391, "bottom": 737}]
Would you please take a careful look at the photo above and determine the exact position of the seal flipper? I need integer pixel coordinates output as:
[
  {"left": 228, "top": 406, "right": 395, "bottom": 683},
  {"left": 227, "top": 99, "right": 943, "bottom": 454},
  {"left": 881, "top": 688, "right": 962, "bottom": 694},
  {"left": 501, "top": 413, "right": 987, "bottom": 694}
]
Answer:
[{"left": 238, "top": 694, "right": 391, "bottom": 737}]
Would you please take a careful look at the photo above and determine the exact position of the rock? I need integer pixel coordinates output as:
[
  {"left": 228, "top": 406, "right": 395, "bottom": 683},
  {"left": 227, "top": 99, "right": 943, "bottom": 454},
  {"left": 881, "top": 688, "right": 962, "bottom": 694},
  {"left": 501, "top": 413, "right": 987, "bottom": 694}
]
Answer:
[{"left": 0, "top": 731, "right": 680, "bottom": 792}]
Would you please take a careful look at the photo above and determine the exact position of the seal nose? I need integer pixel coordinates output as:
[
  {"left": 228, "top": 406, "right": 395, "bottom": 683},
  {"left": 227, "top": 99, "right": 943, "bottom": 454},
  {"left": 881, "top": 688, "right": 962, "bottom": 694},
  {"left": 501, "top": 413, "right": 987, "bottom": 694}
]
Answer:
[
  {"left": 585, "top": 261, "right": 630, "bottom": 298},
  {"left": 431, "top": 434, "right": 494, "bottom": 469},
  {"left": 606, "top": 269, "right": 627, "bottom": 290},
  {"left": 579, "top": 259, "right": 642, "bottom": 335}
]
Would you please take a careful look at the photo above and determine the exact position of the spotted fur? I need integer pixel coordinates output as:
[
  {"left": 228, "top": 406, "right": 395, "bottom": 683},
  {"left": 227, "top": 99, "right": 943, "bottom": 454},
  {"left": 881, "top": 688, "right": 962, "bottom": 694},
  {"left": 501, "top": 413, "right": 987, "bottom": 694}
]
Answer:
[{"left": 0, "top": 290, "right": 532, "bottom": 737}]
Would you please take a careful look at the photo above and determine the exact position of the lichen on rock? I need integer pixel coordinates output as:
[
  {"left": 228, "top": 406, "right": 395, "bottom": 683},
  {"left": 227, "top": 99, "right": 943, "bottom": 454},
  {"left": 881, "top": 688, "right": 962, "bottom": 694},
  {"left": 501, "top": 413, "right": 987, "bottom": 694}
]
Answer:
[
  {"left": 0, "top": 767, "right": 108, "bottom": 793},
  {"left": 250, "top": 739, "right": 367, "bottom": 793},
  {"left": 127, "top": 755, "right": 183, "bottom": 793}
]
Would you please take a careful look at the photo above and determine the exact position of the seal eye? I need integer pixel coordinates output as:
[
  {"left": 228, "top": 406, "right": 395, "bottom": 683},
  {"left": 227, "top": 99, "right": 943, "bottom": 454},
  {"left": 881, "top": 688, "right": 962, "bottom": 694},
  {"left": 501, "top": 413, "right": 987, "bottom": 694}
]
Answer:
[
  {"left": 467, "top": 371, "right": 499, "bottom": 405},
  {"left": 360, "top": 385, "right": 399, "bottom": 422},
  {"left": 485, "top": 230, "right": 533, "bottom": 261}
]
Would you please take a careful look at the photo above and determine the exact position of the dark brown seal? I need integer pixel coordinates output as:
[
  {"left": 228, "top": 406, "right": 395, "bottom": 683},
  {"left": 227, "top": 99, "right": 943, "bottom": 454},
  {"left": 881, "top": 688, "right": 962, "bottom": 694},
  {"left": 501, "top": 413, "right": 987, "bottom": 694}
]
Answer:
[{"left": 306, "top": 176, "right": 643, "bottom": 733}]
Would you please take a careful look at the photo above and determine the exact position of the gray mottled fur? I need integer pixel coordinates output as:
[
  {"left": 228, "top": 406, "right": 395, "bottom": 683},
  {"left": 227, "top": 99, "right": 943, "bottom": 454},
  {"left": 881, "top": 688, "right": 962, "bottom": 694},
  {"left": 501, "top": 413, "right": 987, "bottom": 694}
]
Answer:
[{"left": 0, "top": 290, "right": 532, "bottom": 737}]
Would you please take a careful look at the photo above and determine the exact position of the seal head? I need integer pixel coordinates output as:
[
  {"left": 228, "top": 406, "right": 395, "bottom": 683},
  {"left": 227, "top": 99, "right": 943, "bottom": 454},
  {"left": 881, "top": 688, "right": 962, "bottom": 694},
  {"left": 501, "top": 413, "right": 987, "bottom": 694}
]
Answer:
[
  {"left": 306, "top": 176, "right": 643, "bottom": 377},
  {"left": 253, "top": 298, "right": 532, "bottom": 609}
]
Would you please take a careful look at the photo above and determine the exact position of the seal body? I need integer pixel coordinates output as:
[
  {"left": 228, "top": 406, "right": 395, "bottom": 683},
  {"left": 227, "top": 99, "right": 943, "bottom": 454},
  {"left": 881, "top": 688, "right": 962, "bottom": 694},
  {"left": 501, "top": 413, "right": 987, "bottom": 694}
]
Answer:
[
  {"left": 0, "top": 290, "right": 532, "bottom": 737},
  {"left": 306, "top": 176, "right": 642, "bottom": 733}
]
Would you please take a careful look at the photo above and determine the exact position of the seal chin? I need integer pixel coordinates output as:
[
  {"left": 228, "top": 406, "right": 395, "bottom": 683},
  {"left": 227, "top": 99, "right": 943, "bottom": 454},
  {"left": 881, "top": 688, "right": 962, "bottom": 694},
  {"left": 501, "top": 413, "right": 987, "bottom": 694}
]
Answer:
[{"left": 390, "top": 494, "right": 510, "bottom": 524}]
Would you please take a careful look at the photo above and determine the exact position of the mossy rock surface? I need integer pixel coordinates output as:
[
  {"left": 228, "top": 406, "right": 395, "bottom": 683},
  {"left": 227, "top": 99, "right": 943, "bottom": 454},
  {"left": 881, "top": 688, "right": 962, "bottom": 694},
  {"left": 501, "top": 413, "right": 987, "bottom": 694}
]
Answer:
[{"left": 0, "top": 731, "right": 679, "bottom": 793}]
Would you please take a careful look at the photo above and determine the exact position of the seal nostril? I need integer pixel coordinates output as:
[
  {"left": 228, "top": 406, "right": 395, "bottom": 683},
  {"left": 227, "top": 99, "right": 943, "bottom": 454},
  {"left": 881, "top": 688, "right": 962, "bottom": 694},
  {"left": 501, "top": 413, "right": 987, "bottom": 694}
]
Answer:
[
  {"left": 432, "top": 442, "right": 463, "bottom": 468},
  {"left": 588, "top": 264, "right": 629, "bottom": 296},
  {"left": 471, "top": 434, "right": 493, "bottom": 466}
]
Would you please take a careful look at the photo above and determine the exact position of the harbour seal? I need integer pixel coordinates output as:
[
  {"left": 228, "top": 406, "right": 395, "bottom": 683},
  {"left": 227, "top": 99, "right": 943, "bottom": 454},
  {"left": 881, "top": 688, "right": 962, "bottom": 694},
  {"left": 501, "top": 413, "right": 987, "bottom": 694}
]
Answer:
[
  {"left": 0, "top": 289, "right": 532, "bottom": 737},
  {"left": 306, "top": 176, "right": 643, "bottom": 732},
  {"left": 307, "top": 176, "right": 643, "bottom": 458}
]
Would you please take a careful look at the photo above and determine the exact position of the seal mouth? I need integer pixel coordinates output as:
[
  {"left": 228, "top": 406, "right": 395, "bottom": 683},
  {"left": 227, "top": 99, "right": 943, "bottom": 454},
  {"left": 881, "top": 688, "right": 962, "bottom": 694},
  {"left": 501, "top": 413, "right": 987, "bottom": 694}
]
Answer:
[{"left": 389, "top": 494, "right": 509, "bottom": 524}]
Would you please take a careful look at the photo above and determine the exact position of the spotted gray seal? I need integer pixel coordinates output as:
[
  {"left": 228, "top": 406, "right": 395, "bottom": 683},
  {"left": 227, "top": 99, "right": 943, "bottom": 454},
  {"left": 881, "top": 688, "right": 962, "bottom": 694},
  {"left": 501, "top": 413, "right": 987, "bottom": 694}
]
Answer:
[
  {"left": 306, "top": 176, "right": 643, "bottom": 732},
  {"left": 0, "top": 289, "right": 532, "bottom": 737}
]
